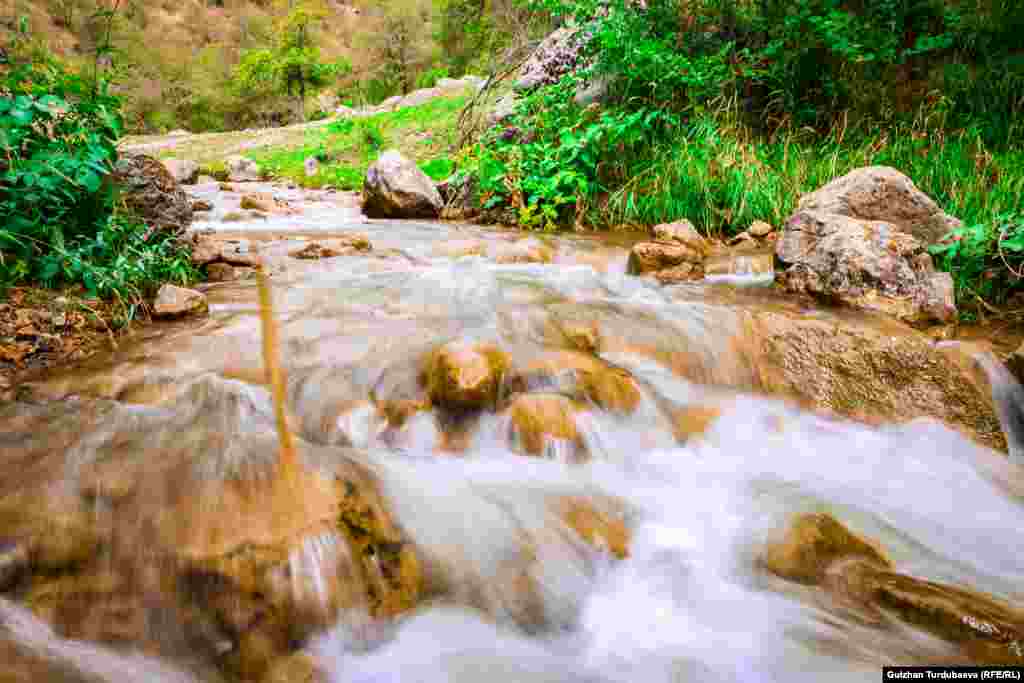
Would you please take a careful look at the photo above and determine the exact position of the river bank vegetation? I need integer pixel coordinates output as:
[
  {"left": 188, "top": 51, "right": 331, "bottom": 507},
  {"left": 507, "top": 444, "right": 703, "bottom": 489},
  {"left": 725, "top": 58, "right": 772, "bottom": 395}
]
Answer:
[{"left": 2, "top": 0, "right": 1024, "bottom": 313}]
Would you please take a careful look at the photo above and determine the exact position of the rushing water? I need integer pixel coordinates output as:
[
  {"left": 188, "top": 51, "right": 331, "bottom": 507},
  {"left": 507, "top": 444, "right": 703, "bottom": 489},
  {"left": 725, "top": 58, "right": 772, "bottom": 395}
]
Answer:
[{"left": 1, "top": 183, "right": 1021, "bottom": 682}]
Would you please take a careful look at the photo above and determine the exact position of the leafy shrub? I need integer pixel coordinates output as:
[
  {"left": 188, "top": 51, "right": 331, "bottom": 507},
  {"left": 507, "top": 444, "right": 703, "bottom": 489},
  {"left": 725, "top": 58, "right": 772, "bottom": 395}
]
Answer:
[
  {"left": 930, "top": 215, "right": 1024, "bottom": 308},
  {"left": 470, "top": 75, "right": 676, "bottom": 229},
  {"left": 420, "top": 157, "right": 454, "bottom": 181},
  {"left": 357, "top": 121, "right": 386, "bottom": 155},
  {"left": 0, "top": 50, "right": 196, "bottom": 302},
  {"left": 416, "top": 67, "right": 450, "bottom": 90}
]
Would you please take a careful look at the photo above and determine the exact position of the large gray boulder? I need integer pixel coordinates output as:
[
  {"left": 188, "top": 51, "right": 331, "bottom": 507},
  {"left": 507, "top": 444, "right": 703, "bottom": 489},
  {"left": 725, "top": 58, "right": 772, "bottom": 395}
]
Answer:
[
  {"left": 362, "top": 150, "right": 443, "bottom": 219},
  {"left": 776, "top": 210, "right": 956, "bottom": 324},
  {"left": 516, "top": 27, "right": 590, "bottom": 91},
  {"left": 796, "top": 166, "right": 961, "bottom": 246},
  {"left": 112, "top": 154, "right": 193, "bottom": 239}
]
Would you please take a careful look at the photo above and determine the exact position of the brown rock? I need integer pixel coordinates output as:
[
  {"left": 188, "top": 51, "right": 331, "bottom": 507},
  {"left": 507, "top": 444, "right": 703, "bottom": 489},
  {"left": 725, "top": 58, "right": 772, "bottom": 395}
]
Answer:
[
  {"left": 152, "top": 284, "right": 208, "bottom": 318},
  {"left": 652, "top": 219, "right": 708, "bottom": 255},
  {"left": 422, "top": 341, "right": 509, "bottom": 411},
  {"left": 745, "top": 308, "right": 1005, "bottom": 451},
  {"left": 653, "top": 262, "right": 704, "bottom": 284},
  {"left": 261, "top": 652, "right": 326, "bottom": 683},
  {"left": 506, "top": 351, "right": 642, "bottom": 415},
  {"left": 749, "top": 220, "right": 775, "bottom": 238},
  {"left": 627, "top": 242, "right": 705, "bottom": 281},
  {"left": 112, "top": 154, "right": 193, "bottom": 239},
  {"left": 290, "top": 235, "right": 371, "bottom": 260},
  {"left": 670, "top": 403, "right": 723, "bottom": 442},
  {"left": 432, "top": 239, "right": 487, "bottom": 258},
  {"left": 240, "top": 195, "right": 274, "bottom": 213},
  {"left": 0, "top": 542, "right": 29, "bottom": 591},
  {"left": 220, "top": 240, "right": 262, "bottom": 266},
  {"left": 762, "top": 513, "right": 891, "bottom": 585},
  {"left": 765, "top": 514, "right": 1024, "bottom": 664},
  {"left": 191, "top": 237, "right": 221, "bottom": 265},
  {"left": 0, "top": 400, "right": 423, "bottom": 682},
  {"left": 492, "top": 238, "right": 554, "bottom": 264},
  {"left": 206, "top": 263, "right": 238, "bottom": 282},
  {"left": 558, "top": 497, "right": 630, "bottom": 559},
  {"left": 1007, "top": 343, "right": 1024, "bottom": 386},
  {"left": 796, "top": 166, "right": 961, "bottom": 246},
  {"left": 191, "top": 199, "right": 214, "bottom": 212},
  {"left": 832, "top": 562, "right": 1024, "bottom": 664},
  {"left": 290, "top": 242, "right": 356, "bottom": 260},
  {"left": 508, "top": 393, "right": 583, "bottom": 459}
]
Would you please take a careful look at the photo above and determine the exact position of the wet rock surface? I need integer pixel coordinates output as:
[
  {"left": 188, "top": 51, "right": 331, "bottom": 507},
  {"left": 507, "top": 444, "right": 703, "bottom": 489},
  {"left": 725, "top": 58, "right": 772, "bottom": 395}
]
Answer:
[
  {"left": 628, "top": 220, "right": 708, "bottom": 283},
  {"left": 2, "top": 178, "right": 1021, "bottom": 682},
  {"left": 766, "top": 513, "right": 1024, "bottom": 664}
]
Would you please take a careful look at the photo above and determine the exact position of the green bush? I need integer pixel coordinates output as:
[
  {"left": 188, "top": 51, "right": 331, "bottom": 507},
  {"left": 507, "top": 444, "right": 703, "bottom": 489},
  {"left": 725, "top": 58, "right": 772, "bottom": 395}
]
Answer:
[{"left": 0, "top": 52, "right": 196, "bottom": 302}]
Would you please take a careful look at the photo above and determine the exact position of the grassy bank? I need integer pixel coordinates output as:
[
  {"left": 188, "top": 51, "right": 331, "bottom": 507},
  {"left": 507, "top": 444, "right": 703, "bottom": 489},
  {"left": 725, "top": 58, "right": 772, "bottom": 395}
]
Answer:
[
  {"left": 248, "top": 94, "right": 467, "bottom": 190},
  {"left": 598, "top": 117, "right": 1024, "bottom": 307},
  {"left": 468, "top": 81, "right": 1024, "bottom": 312}
]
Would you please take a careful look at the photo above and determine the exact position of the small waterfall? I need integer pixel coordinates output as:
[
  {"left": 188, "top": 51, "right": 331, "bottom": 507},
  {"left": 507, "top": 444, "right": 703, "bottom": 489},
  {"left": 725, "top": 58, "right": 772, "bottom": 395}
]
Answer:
[
  {"left": 976, "top": 351, "right": 1024, "bottom": 464},
  {"left": 2, "top": 192, "right": 1022, "bottom": 682}
]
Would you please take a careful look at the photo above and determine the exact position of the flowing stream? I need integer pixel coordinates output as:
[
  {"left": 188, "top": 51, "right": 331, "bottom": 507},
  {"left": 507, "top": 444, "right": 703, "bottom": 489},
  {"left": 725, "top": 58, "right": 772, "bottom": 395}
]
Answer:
[{"left": 1, "top": 182, "right": 1022, "bottom": 683}]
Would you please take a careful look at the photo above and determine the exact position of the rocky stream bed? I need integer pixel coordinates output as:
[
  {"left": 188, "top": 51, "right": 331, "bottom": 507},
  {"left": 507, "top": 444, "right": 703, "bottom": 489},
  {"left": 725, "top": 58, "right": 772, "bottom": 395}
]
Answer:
[{"left": 2, "top": 174, "right": 1024, "bottom": 683}]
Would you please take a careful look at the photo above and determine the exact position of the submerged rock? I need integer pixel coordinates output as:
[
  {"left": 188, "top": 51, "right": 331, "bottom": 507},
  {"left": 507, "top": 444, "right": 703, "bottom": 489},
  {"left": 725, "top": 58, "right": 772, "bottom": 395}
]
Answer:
[
  {"left": 152, "top": 284, "right": 208, "bottom": 318},
  {"left": 362, "top": 150, "right": 443, "bottom": 219},
  {"left": 421, "top": 341, "right": 510, "bottom": 411},
  {"left": 431, "top": 239, "right": 487, "bottom": 259},
  {"left": 765, "top": 513, "right": 1024, "bottom": 664},
  {"left": 508, "top": 393, "right": 583, "bottom": 459},
  {"left": 0, "top": 396, "right": 423, "bottom": 681},
  {"left": 506, "top": 350, "right": 642, "bottom": 415},
  {"left": 762, "top": 513, "right": 891, "bottom": 585},
  {"left": 492, "top": 238, "right": 554, "bottom": 264},
  {"left": 289, "top": 236, "right": 371, "bottom": 260}
]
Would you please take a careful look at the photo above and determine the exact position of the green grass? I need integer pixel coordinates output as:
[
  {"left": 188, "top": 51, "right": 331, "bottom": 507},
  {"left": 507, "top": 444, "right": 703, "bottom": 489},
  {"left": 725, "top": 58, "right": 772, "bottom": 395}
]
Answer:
[
  {"left": 250, "top": 94, "right": 469, "bottom": 190},
  {"left": 598, "top": 118, "right": 1024, "bottom": 237},
  {"left": 593, "top": 116, "right": 1024, "bottom": 311}
]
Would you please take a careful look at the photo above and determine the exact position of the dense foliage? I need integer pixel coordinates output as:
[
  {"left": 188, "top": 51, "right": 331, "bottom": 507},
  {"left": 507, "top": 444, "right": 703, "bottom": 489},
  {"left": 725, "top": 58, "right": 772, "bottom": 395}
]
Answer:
[
  {"left": 466, "top": 0, "right": 1024, "bottom": 310},
  {"left": 0, "top": 49, "right": 195, "bottom": 304}
]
